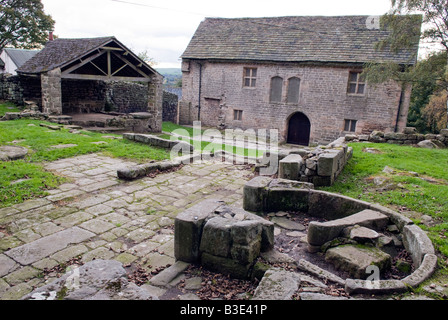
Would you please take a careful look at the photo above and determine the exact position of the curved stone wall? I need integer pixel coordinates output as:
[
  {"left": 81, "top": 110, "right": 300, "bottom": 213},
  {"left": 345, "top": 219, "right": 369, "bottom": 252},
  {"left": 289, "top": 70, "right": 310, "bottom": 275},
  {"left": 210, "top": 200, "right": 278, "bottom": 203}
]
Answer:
[{"left": 243, "top": 176, "right": 438, "bottom": 294}]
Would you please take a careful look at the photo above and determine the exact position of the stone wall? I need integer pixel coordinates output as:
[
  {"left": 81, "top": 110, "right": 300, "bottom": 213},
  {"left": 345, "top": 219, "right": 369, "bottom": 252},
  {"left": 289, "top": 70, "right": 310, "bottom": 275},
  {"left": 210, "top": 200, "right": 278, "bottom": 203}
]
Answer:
[
  {"left": 62, "top": 79, "right": 107, "bottom": 114},
  {"left": 105, "top": 81, "right": 148, "bottom": 114},
  {"left": 345, "top": 127, "right": 448, "bottom": 148},
  {"left": 180, "top": 60, "right": 410, "bottom": 145},
  {"left": 0, "top": 74, "right": 41, "bottom": 107},
  {"left": 258, "top": 137, "right": 352, "bottom": 187},
  {"left": 162, "top": 90, "right": 178, "bottom": 123},
  {"left": 1, "top": 74, "right": 172, "bottom": 126}
]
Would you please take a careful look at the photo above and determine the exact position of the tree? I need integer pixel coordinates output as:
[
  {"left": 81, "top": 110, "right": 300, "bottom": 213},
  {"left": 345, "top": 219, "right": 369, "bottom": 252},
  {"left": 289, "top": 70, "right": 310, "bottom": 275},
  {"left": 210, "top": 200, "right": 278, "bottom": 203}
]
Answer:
[
  {"left": 0, "top": 0, "right": 55, "bottom": 51},
  {"left": 407, "top": 51, "right": 447, "bottom": 132},
  {"left": 363, "top": 0, "right": 448, "bottom": 132},
  {"left": 137, "top": 50, "right": 157, "bottom": 67},
  {"left": 422, "top": 89, "right": 447, "bottom": 131}
]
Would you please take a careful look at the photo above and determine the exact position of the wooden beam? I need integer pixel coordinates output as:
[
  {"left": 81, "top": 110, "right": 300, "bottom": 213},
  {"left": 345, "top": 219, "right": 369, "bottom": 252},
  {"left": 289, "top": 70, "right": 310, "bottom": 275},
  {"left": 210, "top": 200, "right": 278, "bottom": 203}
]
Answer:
[
  {"left": 101, "top": 46, "right": 123, "bottom": 51},
  {"left": 61, "top": 50, "right": 106, "bottom": 75},
  {"left": 107, "top": 50, "right": 111, "bottom": 77},
  {"left": 90, "top": 61, "right": 107, "bottom": 76},
  {"left": 60, "top": 73, "right": 152, "bottom": 82},
  {"left": 111, "top": 63, "right": 128, "bottom": 76},
  {"left": 111, "top": 51, "right": 151, "bottom": 78}
]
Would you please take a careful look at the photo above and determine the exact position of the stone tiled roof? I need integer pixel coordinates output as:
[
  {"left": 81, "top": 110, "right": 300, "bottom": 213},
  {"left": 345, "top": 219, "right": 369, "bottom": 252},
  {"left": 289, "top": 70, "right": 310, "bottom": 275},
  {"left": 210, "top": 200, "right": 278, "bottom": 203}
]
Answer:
[
  {"left": 181, "top": 16, "right": 421, "bottom": 65},
  {"left": 17, "top": 37, "right": 114, "bottom": 74}
]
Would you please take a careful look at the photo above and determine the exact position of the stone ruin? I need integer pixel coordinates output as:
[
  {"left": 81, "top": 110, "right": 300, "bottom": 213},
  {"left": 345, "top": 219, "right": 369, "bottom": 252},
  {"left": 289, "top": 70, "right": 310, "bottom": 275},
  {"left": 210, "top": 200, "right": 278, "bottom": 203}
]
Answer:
[
  {"left": 174, "top": 199, "right": 274, "bottom": 280},
  {"left": 174, "top": 176, "right": 438, "bottom": 297},
  {"left": 257, "top": 137, "right": 352, "bottom": 187}
]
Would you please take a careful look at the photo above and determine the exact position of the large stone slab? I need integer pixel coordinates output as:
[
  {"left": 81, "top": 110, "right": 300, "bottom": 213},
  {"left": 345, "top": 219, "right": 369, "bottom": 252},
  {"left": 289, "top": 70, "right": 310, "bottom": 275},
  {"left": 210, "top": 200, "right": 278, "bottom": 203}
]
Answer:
[
  {"left": 22, "top": 259, "right": 157, "bottom": 300},
  {"left": 5, "top": 227, "right": 95, "bottom": 265},
  {"left": 0, "top": 145, "right": 28, "bottom": 161},
  {"left": 325, "top": 244, "right": 391, "bottom": 279},
  {"left": 252, "top": 268, "right": 301, "bottom": 300},
  {"left": 307, "top": 209, "right": 389, "bottom": 246}
]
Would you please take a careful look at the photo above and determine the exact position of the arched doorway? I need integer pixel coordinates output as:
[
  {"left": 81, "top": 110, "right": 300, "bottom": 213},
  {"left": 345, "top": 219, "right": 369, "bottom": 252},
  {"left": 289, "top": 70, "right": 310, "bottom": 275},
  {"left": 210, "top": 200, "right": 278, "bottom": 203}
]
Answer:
[{"left": 287, "top": 112, "right": 311, "bottom": 146}]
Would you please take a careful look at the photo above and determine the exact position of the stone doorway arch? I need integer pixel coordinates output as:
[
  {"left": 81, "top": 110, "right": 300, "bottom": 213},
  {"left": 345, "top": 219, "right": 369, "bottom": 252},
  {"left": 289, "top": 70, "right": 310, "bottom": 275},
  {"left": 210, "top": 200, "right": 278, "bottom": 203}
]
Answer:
[{"left": 287, "top": 112, "right": 311, "bottom": 146}]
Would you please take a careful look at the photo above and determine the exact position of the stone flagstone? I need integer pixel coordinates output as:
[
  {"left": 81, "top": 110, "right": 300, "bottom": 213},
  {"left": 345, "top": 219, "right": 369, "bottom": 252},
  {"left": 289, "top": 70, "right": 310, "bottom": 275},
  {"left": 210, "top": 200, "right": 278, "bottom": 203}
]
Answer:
[{"left": 5, "top": 227, "right": 95, "bottom": 265}]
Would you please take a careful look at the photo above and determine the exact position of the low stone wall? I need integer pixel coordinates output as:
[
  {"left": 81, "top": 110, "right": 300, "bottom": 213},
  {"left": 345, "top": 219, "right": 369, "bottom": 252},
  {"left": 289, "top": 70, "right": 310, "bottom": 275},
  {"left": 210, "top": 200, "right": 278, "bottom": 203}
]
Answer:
[
  {"left": 346, "top": 127, "right": 448, "bottom": 148},
  {"left": 243, "top": 176, "right": 437, "bottom": 294}
]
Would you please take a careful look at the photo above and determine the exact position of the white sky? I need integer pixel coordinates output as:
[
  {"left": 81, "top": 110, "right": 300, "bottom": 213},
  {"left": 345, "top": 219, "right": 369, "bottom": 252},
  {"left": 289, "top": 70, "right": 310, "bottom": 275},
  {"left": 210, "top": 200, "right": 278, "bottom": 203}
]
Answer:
[{"left": 41, "top": 0, "right": 394, "bottom": 68}]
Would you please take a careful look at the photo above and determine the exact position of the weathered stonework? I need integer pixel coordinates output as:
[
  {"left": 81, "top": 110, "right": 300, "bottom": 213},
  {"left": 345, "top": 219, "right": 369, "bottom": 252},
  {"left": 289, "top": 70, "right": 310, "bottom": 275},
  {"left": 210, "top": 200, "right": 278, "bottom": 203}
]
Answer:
[
  {"left": 174, "top": 199, "right": 274, "bottom": 279},
  {"left": 345, "top": 127, "right": 448, "bottom": 148},
  {"left": 41, "top": 68, "right": 62, "bottom": 115},
  {"left": 180, "top": 60, "right": 411, "bottom": 145}
]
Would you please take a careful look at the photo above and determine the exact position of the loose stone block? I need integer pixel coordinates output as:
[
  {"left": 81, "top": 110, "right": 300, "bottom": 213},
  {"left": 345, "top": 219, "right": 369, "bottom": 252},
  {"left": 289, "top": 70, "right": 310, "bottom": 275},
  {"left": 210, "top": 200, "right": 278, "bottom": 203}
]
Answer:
[
  {"left": 325, "top": 244, "right": 391, "bottom": 279},
  {"left": 174, "top": 199, "right": 223, "bottom": 263},
  {"left": 278, "top": 154, "right": 303, "bottom": 180},
  {"left": 252, "top": 268, "right": 301, "bottom": 300},
  {"left": 200, "top": 217, "right": 234, "bottom": 258},
  {"left": 242, "top": 176, "right": 271, "bottom": 212},
  {"left": 317, "top": 152, "right": 338, "bottom": 177},
  {"left": 231, "top": 220, "right": 262, "bottom": 245},
  {"left": 307, "top": 209, "right": 389, "bottom": 246}
]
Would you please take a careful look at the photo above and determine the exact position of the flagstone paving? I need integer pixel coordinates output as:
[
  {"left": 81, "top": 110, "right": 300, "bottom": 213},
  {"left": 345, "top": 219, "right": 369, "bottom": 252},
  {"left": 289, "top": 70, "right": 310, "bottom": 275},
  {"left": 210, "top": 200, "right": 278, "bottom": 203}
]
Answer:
[{"left": 0, "top": 153, "right": 254, "bottom": 299}]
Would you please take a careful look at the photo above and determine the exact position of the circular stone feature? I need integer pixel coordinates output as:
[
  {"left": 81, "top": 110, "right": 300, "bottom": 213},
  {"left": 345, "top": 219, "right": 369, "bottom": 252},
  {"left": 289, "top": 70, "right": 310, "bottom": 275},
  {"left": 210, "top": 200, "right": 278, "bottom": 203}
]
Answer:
[{"left": 0, "top": 145, "right": 29, "bottom": 161}]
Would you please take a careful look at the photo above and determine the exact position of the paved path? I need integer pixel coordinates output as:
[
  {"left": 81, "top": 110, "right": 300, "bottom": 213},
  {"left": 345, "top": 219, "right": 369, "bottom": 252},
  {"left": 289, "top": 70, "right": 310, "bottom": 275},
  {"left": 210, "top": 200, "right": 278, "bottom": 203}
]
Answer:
[{"left": 0, "top": 154, "right": 253, "bottom": 299}]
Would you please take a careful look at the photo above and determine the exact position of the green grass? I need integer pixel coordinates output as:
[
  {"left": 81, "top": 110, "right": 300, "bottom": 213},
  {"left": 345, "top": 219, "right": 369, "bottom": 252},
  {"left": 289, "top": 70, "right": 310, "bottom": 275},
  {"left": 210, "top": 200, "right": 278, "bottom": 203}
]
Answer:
[
  {"left": 0, "top": 118, "right": 171, "bottom": 207},
  {"left": 322, "top": 142, "right": 448, "bottom": 257},
  {"left": 0, "top": 101, "right": 21, "bottom": 116},
  {"left": 0, "top": 119, "right": 170, "bottom": 163},
  {"left": 162, "top": 121, "right": 265, "bottom": 157}
]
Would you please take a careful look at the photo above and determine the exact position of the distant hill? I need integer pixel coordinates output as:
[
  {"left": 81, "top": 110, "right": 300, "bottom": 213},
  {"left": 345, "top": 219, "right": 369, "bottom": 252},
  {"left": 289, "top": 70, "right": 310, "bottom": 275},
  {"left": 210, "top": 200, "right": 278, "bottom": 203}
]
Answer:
[{"left": 156, "top": 68, "right": 182, "bottom": 87}]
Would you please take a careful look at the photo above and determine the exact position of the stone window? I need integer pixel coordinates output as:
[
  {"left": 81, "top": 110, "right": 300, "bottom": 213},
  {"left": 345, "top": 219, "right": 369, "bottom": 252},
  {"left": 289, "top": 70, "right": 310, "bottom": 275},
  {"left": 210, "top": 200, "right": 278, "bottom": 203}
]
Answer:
[
  {"left": 243, "top": 68, "right": 257, "bottom": 88},
  {"left": 344, "top": 119, "right": 357, "bottom": 132},
  {"left": 269, "top": 76, "right": 283, "bottom": 103},
  {"left": 347, "top": 71, "right": 366, "bottom": 95},
  {"left": 234, "top": 109, "right": 243, "bottom": 120},
  {"left": 287, "top": 77, "right": 300, "bottom": 104}
]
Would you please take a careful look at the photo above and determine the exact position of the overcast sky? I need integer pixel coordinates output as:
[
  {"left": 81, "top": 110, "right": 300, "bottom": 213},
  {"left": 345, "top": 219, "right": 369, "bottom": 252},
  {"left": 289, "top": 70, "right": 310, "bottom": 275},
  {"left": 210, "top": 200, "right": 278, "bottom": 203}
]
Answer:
[{"left": 41, "top": 0, "right": 394, "bottom": 68}]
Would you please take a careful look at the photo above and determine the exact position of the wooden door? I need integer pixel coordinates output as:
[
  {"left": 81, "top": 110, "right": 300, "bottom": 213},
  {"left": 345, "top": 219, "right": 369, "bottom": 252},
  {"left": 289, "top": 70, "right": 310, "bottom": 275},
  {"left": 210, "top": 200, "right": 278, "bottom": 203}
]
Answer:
[{"left": 287, "top": 112, "right": 311, "bottom": 146}]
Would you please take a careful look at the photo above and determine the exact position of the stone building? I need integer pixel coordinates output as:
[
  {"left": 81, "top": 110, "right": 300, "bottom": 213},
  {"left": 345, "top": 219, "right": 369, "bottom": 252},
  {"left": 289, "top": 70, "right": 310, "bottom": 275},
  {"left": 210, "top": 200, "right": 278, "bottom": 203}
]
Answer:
[
  {"left": 15, "top": 36, "right": 163, "bottom": 132},
  {"left": 0, "top": 48, "right": 39, "bottom": 75},
  {"left": 179, "top": 16, "right": 421, "bottom": 145}
]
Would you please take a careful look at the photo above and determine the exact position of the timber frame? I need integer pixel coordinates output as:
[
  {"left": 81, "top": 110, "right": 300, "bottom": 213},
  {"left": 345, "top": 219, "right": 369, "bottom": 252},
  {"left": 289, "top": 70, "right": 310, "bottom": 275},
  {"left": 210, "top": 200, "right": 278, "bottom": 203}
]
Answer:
[
  {"left": 59, "top": 39, "right": 157, "bottom": 83},
  {"left": 16, "top": 36, "right": 163, "bottom": 130}
]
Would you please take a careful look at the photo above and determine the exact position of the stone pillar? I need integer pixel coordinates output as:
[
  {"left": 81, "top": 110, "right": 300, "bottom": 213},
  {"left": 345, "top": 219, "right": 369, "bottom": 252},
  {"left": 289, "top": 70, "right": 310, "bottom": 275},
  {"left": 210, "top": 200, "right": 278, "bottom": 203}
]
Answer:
[
  {"left": 147, "top": 74, "right": 163, "bottom": 132},
  {"left": 41, "top": 68, "right": 62, "bottom": 115}
]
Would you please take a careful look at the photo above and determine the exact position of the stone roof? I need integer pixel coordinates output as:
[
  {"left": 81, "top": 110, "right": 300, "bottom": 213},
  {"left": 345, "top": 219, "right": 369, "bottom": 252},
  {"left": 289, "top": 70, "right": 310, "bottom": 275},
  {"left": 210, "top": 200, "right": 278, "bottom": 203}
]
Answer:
[
  {"left": 3, "top": 48, "right": 39, "bottom": 69},
  {"left": 181, "top": 16, "right": 421, "bottom": 65},
  {"left": 17, "top": 37, "right": 115, "bottom": 74}
]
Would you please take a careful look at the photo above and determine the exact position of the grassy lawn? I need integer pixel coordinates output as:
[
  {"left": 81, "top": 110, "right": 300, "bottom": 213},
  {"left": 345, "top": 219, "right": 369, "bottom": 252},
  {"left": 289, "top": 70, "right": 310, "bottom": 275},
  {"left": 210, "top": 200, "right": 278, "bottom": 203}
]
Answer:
[
  {"left": 162, "top": 121, "right": 266, "bottom": 157},
  {"left": 0, "top": 101, "right": 21, "bottom": 115},
  {"left": 0, "top": 117, "right": 171, "bottom": 208},
  {"left": 322, "top": 142, "right": 448, "bottom": 259}
]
